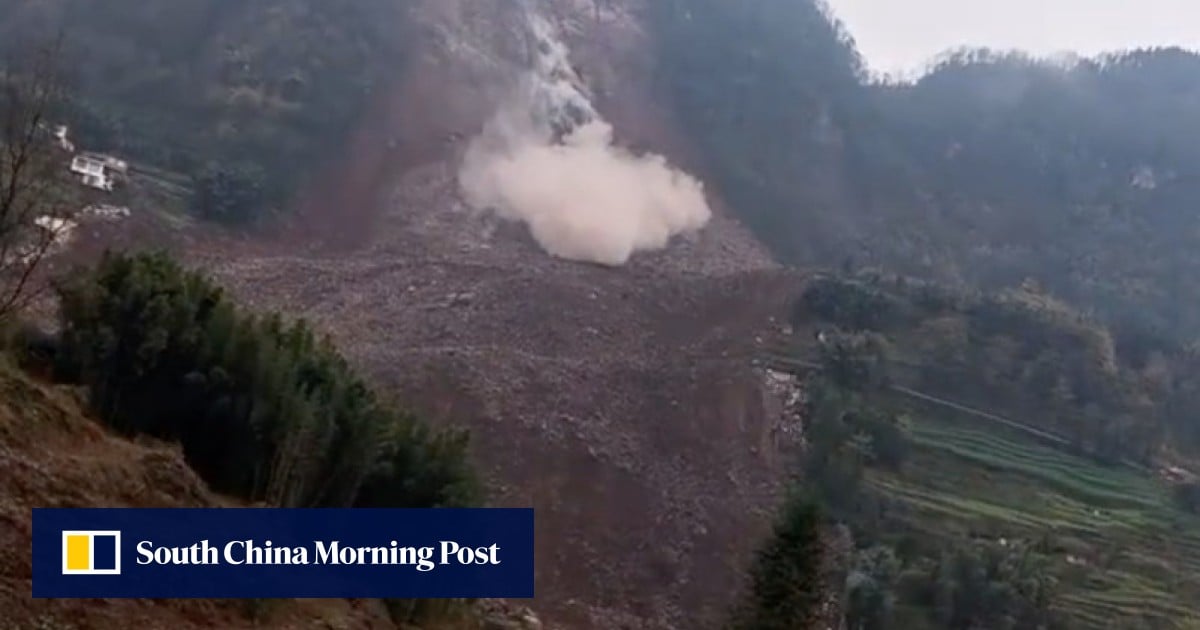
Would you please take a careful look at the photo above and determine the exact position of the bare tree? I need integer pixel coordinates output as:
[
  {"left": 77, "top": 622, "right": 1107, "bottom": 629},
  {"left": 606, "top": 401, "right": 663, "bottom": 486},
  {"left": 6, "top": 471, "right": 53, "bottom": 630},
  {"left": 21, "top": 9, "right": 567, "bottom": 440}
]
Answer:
[{"left": 0, "top": 36, "right": 71, "bottom": 321}]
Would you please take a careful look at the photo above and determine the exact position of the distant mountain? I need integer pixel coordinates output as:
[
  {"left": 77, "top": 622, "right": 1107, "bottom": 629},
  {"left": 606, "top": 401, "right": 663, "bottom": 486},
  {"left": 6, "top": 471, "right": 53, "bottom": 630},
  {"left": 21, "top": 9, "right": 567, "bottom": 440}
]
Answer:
[{"left": 654, "top": 0, "right": 1200, "bottom": 343}]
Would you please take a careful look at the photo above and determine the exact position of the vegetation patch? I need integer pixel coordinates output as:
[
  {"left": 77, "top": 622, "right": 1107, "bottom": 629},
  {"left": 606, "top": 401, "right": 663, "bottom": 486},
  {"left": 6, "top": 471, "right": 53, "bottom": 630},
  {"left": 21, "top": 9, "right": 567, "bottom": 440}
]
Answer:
[
  {"left": 18, "top": 250, "right": 480, "bottom": 625},
  {"left": 0, "top": 0, "right": 410, "bottom": 223},
  {"left": 768, "top": 269, "right": 1200, "bottom": 629}
]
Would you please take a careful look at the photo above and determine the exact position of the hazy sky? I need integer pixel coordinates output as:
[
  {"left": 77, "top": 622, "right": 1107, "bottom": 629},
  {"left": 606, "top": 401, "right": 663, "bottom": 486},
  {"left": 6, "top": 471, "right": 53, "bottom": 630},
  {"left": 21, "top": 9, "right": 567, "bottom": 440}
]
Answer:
[{"left": 825, "top": 0, "right": 1200, "bottom": 78}]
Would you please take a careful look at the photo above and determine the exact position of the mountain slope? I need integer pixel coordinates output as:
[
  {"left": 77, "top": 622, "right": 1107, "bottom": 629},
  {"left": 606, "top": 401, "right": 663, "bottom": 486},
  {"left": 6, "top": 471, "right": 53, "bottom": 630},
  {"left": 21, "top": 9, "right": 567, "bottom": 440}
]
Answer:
[
  {"left": 194, "top": 255, "right": 810, "bottom": 629},
  {"left": 170, "top": 2, "right": 820, "bottom": 627},
  {"left": 10, "top": 0, "right": 812, "bottom": 625},
  {"left": 35, "top": 0, "right": 1200, "bottom": 628},
  {"left": 653, "top": 0, "right": 1200, "bottom": 344},
  {"left": 0, "top": 362, "right": 398, "bottom": 629},
  {"left": 0, "top": 0, "right": 405, "bottom": 213}
]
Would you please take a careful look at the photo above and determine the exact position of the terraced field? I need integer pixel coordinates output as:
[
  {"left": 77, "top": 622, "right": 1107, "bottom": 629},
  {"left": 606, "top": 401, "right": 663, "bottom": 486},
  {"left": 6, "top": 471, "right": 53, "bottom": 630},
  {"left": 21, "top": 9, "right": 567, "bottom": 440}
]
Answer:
[{"left": 869, "top": 402, "right": 1200, "bottom": 629}]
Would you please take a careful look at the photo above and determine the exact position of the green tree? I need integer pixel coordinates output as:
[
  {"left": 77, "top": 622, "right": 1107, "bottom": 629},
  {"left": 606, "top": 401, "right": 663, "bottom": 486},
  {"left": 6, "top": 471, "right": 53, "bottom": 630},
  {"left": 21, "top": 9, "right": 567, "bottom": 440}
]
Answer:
[
  {"left": 845, "top": 546, "right": 899, "bottom": 630},
  {"left": 731, "top": 493, "right": 826, "bottom": 630},
  {"left": 847, "top": 409, "right": 910, "bottom": 471},
  {"left": 927, "top": 542, "right": 1065, "bottom": 630},
  {"left": 54, "top": 250, "right": 477, "bottom": 510},
  {"left": 0, "top": 0, "right": 405, "bottom": 216},
  {"left": 192, "top": 162, "right": 267, "bottom": 225},
  {"left": 817, "top": 331, "right": 891, "bottom": 392}
]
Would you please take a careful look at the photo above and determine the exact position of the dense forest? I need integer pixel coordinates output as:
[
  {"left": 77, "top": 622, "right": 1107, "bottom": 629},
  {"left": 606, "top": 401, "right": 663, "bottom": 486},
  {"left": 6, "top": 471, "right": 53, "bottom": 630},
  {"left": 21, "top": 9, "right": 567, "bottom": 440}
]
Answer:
[
  {"left": 796, "top": 273, "right": 1176, "bottom": 464},
  {"left": 0, "top": 0, "right": 409, "bottom": 222},
  {"left": 652, "top": 0, "right": 1200, "bottom": 343}
]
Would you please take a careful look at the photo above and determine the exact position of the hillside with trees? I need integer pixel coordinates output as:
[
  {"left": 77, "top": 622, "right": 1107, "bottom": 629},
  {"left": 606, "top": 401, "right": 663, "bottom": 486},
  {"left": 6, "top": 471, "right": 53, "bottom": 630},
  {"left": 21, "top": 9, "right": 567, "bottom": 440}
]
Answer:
[
  {"left": 794, "top": 273, "right": 1173, "bottom": 464},
  {"left": 652, "top": 4, "right": 1200, "bottom": 624},
  {"left": 0, "top": 0, "right": 409, "bottom": 223},
  {"left": 3, "top": 250, "right": 481, "bottom": 627},
  {"left": 652, "top": 0, "right": 1200, "bottom": 344},
  {"left": 47, "top": 251, "right": 477, "bottom": 512},
  {"left": 761, "top": 271, "right": 1200, "bottom": 629}
]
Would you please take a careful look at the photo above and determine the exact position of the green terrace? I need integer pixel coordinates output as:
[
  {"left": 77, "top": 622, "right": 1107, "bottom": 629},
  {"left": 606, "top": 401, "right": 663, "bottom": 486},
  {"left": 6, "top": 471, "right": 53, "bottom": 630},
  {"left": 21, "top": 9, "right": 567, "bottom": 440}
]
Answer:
[{"left": 868, "top": 401, "right": 1200, "bottom": 629}]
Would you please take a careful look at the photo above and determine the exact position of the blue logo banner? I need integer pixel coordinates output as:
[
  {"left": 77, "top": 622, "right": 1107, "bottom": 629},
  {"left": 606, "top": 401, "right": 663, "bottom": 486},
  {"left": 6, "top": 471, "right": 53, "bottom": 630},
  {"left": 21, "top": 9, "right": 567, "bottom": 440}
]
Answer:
[{"left": 33, "top": 508, "right": 534, "bottom": 598}]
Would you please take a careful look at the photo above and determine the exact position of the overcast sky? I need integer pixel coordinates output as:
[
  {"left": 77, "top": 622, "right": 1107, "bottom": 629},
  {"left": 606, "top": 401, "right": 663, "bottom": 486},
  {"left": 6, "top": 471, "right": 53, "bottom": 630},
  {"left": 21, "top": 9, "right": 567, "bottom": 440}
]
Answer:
[{"left": 824, "top": 0, "right": 1200, "bottom": 78}]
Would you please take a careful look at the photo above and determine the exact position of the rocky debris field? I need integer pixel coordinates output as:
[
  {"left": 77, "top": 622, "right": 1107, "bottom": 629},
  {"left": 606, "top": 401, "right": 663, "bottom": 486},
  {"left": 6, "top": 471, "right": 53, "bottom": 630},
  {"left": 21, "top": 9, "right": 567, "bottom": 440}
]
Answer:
[
  {"left": 29, "top": 0, "right": 825, "bottom": 626},
  {"left": 197, "top": 226, "right": 807, "bottom": 629},
  {"left": 178, "top": 0, "right": 814, "bottom": 624}
]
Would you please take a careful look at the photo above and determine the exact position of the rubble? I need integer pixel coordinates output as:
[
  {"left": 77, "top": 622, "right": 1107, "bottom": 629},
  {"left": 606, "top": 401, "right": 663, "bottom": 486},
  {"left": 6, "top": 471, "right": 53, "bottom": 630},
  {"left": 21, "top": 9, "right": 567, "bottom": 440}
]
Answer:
[
  {"left": 81, "top": 204, "right": 132, "bottom": 220},
  {"left": 173, "top": 1, "right": 812, "bottom": 628}
]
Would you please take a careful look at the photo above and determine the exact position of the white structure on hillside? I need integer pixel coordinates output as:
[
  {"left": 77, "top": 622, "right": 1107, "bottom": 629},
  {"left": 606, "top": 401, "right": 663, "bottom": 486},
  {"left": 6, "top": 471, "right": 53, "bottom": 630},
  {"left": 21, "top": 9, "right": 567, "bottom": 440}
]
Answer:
[
  {"left": 82, "top": 203, "right": 131, "bottom": 220},
  {"left": 70, "top": 154, "right": 110, "bottom": 191},
  {"left": 70, "top": 153, "right": 127, "bottom": 192},
  {"left": 52, "top": 125, "right": 75, "bottom": 152}
]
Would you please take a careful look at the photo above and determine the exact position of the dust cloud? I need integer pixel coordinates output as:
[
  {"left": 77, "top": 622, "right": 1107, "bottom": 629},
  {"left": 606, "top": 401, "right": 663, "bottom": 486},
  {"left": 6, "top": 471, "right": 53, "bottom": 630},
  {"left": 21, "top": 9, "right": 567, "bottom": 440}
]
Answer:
[{"left": 457, "top": 12, "right": 711, "bottom": 266}]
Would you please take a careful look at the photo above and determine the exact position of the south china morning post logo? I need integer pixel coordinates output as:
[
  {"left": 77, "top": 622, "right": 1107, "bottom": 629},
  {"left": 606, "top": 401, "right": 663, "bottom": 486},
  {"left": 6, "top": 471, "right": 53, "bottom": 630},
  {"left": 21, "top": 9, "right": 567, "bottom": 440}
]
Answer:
[
  {"left": 132, "top": 537, "right": 501, "bottom": 570},
  {"left": 61, "top": 530, "right": 121, "bottom": 575},
  {"left": 33, "top": 508, "right": 534, "bottom": 598},
  {"left": 57, "top": 531, "right": 501, "bottom": 574}
]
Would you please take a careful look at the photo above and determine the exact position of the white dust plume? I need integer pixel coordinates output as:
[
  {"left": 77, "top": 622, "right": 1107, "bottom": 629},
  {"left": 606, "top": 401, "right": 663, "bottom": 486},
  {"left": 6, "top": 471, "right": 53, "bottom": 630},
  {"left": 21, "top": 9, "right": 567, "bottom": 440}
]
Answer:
[{"left": 457, "top": 12, "right": 711, "bottom": 266}]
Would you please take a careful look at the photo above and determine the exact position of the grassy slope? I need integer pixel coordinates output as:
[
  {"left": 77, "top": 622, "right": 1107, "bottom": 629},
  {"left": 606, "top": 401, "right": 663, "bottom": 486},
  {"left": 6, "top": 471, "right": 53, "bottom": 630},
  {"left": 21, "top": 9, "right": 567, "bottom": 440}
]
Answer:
[{"left": 869, "top": 399, "right": 1200, "bottom": 629}]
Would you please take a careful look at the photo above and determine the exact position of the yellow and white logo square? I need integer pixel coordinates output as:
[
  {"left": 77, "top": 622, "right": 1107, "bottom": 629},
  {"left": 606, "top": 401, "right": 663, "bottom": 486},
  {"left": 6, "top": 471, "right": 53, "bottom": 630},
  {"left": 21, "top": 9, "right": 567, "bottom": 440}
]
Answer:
[{"left": 61, "top": 530, "right": 121, "bottom": 575}]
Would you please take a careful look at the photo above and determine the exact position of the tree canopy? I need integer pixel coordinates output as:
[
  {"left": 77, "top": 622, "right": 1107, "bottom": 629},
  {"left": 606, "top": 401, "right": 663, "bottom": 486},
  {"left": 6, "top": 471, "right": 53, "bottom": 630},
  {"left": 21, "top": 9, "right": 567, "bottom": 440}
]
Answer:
[
  {"left": 0, "top": 0, "right": 409, "bottom": 216},
  {"left": 654, "top": 1, "right": 1200, "bottom": 344},
  {"left": 731, "top": 493, "right": 827, "bottom": 630},
  {"left": 53, "top": 250, "right": 477, "bottom": 509}
]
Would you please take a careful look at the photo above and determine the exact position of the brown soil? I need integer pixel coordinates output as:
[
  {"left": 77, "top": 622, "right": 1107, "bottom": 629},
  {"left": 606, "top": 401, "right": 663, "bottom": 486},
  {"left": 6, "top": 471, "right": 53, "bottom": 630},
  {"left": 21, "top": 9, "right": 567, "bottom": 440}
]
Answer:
[
  {"left": 179, "top": 1, "right": 810, "bottom": 627},
  {"left": 192, "top": 251, "right": 807, "bottom": 630},
  {"left": 0, "top": 365, "right": 398, "bottom": 630},
  {"left": 8, "top": 1, "right": 825, "bottom": 628}
]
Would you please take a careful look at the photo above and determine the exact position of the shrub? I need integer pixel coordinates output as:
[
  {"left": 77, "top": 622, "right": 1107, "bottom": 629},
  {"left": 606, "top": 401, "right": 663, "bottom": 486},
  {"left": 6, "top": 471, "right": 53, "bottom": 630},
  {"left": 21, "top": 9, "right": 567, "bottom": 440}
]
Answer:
[
  {"left": 730, "top": 493, "right": 826, "bottom": 630},
  {"left": 8, "top": 322, "right": 61, "bottom": 380},
  {"left": 191, "top": 162, "right": 268, "bottom": 225},
  {"left": 817, "top": 331, "right": 893, "bottom": 392},
  {"left": 799, "top": 276, "right": 907, "bottom": 332},
  {"left": 54, "top": 250, "right": 476, "bottom": 509}
]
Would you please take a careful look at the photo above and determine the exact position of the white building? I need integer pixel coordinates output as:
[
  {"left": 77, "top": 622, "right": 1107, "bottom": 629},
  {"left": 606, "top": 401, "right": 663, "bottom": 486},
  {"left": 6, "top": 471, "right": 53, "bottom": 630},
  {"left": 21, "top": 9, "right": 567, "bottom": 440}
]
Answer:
[{"left": 69, "top": 153, "right": 120, "bottom": 192}]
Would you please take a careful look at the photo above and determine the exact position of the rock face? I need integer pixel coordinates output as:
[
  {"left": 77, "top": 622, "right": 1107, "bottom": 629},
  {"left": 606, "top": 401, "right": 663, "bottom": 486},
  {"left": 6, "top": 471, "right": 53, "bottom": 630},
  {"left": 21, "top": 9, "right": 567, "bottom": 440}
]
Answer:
[{"left": 185, "top": 1, "right": 819, "bottom": 628}]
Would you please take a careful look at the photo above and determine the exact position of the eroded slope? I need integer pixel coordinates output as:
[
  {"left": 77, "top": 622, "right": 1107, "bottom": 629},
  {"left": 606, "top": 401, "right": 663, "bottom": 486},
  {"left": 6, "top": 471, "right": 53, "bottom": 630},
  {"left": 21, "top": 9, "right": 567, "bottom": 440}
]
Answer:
[{"left": 182, "top": 1, "right": 806, "bottom": 627}]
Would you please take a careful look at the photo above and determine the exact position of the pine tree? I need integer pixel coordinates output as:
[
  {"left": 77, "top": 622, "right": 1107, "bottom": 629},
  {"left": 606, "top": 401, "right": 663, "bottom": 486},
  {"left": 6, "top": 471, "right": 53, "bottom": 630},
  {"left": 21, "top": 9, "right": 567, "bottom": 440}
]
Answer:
[
  {"left": 54, "top": 250, "right": 479, "bottom": 511},
  {"left": 732, "top": 494, "right": 826, "bottom": 630}
]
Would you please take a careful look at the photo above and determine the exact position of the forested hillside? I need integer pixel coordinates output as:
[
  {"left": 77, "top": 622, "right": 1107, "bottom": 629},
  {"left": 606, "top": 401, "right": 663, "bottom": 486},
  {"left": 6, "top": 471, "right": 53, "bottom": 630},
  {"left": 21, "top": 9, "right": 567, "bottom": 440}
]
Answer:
[
  {"left": 0, "top": 0, "right": 408, "bottom": 222},
  {"left": 654, "top": 2, "right": 1200, "bottom": 626},
  {"left": 766, "top": 269, "right": 1200, "bottom": 629},
  {"left": 653, "top": 0, "right": 1200, "bottom": 343}
]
